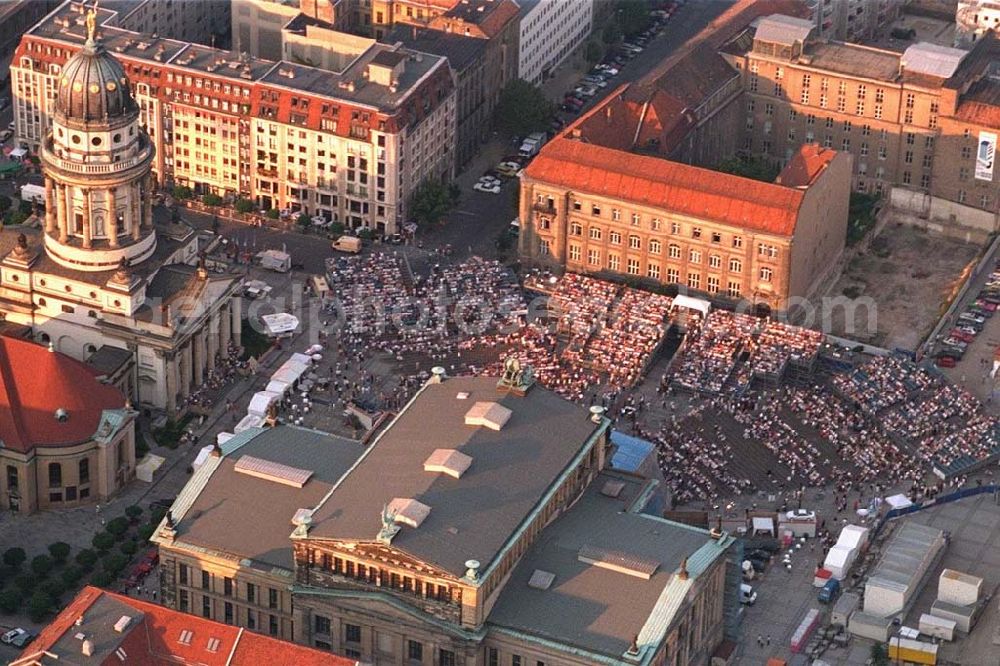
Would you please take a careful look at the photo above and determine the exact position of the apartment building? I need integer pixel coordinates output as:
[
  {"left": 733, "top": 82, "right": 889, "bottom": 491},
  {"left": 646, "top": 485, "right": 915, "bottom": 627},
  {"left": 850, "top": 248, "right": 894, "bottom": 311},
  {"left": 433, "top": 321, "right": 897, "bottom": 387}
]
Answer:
[
  {"left": 516, "top": 0, "right": 593, "bottom": 85},
  {"left": 726, "top": 13, "right": 1000, "bottom": 233},
  {"left": 390, "top": 0, "right": 519, "bottom": 167},
  {"left": 109, "top": 0, "right": 230, "bottom": 49},
  {"left": 233, "top": 0, "right": 350, "bottom": 59},
  {"left": 155, "top": 373, "right": 737, "bottom": 666},
  {"left": 806, "top": 0, "right": 903, "bottom": 42},
  {"left": 13, "top": 1, "right": 456, "bottom": 235}
]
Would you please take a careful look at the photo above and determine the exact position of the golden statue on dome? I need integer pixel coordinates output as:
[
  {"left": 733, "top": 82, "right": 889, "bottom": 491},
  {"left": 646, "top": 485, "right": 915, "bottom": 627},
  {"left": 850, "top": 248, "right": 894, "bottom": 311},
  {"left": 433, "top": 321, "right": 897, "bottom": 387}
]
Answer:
[{"left": 85, "top": 2, "right": 99, "bottom": 43}]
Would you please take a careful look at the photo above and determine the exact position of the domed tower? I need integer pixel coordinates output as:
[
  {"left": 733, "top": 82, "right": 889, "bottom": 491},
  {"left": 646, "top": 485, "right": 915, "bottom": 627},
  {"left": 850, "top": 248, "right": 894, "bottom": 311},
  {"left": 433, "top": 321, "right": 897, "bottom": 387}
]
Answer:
[{"left": 40, "top": 8, "right": 156, "bottom": 272}]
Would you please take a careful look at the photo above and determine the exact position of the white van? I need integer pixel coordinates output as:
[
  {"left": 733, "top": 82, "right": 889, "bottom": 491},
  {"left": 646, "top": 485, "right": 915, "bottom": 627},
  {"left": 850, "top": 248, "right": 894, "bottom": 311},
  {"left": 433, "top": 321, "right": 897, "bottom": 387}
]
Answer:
[
  {"left": 332, "top": 235, "right": 362, "bottom": 253},
  {"left": 740, "top": 583, "right": 757, "bottom": 605}
]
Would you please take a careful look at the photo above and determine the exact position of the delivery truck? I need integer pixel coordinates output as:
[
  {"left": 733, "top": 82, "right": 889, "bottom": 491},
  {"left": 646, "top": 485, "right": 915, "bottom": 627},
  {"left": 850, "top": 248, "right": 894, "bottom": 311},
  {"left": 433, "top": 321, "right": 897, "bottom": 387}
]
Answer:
[
  {"left": 20, "top": 183, "right": 45, "bottom": 206},
  {"left": 257, "top": 249, "right": 292, "bottom": 273},
  {"left": 331, "top": 235, "right": 362, "bottom": 253}
]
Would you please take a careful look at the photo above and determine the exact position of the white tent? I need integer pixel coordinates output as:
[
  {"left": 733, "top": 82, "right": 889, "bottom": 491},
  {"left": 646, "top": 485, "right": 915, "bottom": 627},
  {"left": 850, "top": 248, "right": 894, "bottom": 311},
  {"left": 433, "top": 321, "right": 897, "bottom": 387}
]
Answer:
[
  {"left": 136, "top": 454, "right": 165, "bottom": 483},
  {"left": 824, "top": 545, "right": 856, "bottom": 580},
  {"left": 673, "top": 294, "right": 711, "bottom": 316},
  {"left": 235, "top": 414, "right": 264, "bottom": 433},
  {"left": 217, "top": 431, "right": 234, "bottom": 446},
  {"left": 885, "top": 494, "right": 913, "bottom": 510},
  {"left": 248, "top": 390, "right": 281, "bottom": 417},
  {"left": 289, "top": 352, "right": 313, "bottom": 367},
  {"left": 261, "top": 312, "right": 299, "bottom": 336},
  {"left": 752, "top": 516, "right": 775, "bottom": 536},
  {"left": 838, "top": 524, "right": 870, "bottom": 550},
  {"left": 266, "top": 379, "right": 292, "bottom": 395},
  {"left": 193, "top": 444, "right": 215, "bottom": 471}
]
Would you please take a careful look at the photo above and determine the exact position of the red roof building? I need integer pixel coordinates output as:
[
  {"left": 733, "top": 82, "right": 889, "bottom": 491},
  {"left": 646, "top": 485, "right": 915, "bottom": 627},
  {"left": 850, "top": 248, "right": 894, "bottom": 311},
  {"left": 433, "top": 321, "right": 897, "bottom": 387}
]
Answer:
[
  {"left": 0, "top": 337, "right": 135, "bottom": 514},
  {"left": 13, "top": 586, "right": 358, "bottom": 666}
]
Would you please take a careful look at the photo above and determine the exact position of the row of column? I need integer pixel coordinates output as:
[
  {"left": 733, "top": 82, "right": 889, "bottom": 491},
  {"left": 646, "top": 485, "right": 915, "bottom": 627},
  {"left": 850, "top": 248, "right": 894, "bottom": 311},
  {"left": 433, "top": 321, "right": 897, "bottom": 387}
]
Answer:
[
  {"left": 44, "top": 177, "right": 153, "bottom": 246},
  {"left": 173, "top": 299, "right": 242, "bottom": 405}
]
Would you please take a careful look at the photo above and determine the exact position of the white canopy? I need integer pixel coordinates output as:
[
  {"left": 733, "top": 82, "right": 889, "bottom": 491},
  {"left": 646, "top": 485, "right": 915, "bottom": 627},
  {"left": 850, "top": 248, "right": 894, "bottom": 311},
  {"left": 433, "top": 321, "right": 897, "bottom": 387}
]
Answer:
[
  {"left": 838, "top": 524, "right": 869, "bottom": 549},
  {"left": 217, "top": 431, "right": 234, "bottom": 446},
  {"left": 235, "top": 413, "right": 264, "bottom": 433},
  {"left": 752, "top": 516, "right": 775, "bottom": 535},
  {"left": 289, "top": 352, "right": 313, "bottom": 366},
  {"left": 193, "top": 444, "right": 215, "bottom": 471},
  {"left": 271, "top": 367, "right": 302, "bottom": 387},
  {"left": 261, "top": 312, "right": 299, "bottom": 336},
  {"left": 136, "top": 454, "right": 165, "bottom": 483},
  {"left": 885, "top": 494, "right": 913, "bottom": 510},
  {"left": 673, "top": 294, "right": 711, "bottom": 316},
  {"left": 248, "top": 390, "right": 282, "bottom": 417},
  {"left": 266, "top": 379, "right": 292, "bottom": 395}
]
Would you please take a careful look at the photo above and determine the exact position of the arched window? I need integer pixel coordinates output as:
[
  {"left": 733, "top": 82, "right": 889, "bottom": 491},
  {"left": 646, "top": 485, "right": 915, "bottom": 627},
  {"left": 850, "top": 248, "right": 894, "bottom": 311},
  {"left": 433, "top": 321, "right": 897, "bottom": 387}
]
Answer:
[{"left": 48, "top": 462, "right": 62, "bottom": 488}]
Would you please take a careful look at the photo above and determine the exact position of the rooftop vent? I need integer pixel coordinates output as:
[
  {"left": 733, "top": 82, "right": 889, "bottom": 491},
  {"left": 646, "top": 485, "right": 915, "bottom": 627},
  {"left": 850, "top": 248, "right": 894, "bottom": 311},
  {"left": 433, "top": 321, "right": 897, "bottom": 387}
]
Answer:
[
  {"left": 55, "top": 408, "right": 69, "bottom": 422},
  {"left": 234, "top": 455, "right": 313, "bottom": 487},
  {"left": 456, "top": 391, "right": 470, "bottom": 400},
  {"left": 82, "top": 639, "right": 95, "bottom": 657},
  {"left": 589, "top": 405, "right": 605, "bottom": 423},
  {"left": 528, "top": 569, "right": 555, "bottom": 590},
  {"left": 424, "top": 449, "right": 473, "bottom": 479},
  {"left": 113, "top": 615, "right": 132, "bottom": 633},
  {"left": 431, "top": 366, "right": 446, "bottom": 383},
  {"left": 464, "top": 401, "right": 512, "bottom": 430},
  {"left": 578, "top": 545, "right": 660, "bottom": 579},
  {"left": 388, "top": 497, "right": 431, "bottom": 528},
  {"left": 600, "top": 480, "right": 625, "bottom": 498},
  {"left": 464, "top": 559, "right": 481, "bottom": 580}
]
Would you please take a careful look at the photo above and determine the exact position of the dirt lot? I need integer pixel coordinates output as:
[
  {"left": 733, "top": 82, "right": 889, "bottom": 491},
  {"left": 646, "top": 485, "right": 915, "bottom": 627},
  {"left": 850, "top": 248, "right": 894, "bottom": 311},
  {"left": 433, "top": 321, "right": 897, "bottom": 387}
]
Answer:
[{"left": 827, "top": 222, "right": 982, "bottom": 350}]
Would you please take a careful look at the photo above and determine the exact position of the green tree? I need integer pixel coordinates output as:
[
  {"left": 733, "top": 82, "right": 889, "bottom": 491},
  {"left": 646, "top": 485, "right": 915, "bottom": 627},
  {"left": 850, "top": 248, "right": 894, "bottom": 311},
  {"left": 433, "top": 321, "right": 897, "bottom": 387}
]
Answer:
[
  {"left": 0, "top": 195, "right": 11, "bottom": 214},
  {"left": 120, "top": 540, "right": 138, "bottom": 556},
  {"left": 13, "top": 573, "right": 35, "bottom": 592},
  {"left": 38, "top": 578, "right": 65, "bottom": 601},
  {"left": 265, "top": 208, "right": 280, "bottom": 220},
  {"left": 30, "top": 555, "right": 53, "bottom": 578},
  {"left": 60, "top": 566, "right": 83, "bottom": 587},
  {"left": 296, "top": 212, "right": 311, "bottom": 231},
  {"left": 125, "top": 505, "right": 144, "bottom": 522},
  {"left": 584, "top": 40, "right": 604, "bottom": 65},
  {"left": 106, "top": 516, "right": 130, "bottom": 539},
  {"left": 27, "top": 590, "right": 53, "bottom": 622},
  {"left": 870, "top": 643, "right": 889, "bottom": 666},
  {"left": 0, "top": 588, "right": 21, "bottom": 614},
  {"left": 91, "top": 571, "right": 113, "bottom": 588},
  {"left": 138, "top": 523, "right": 157, "bottom": 542},
  {"left": 4, "top": 209, "right": 28, "bottom": 226},
  {"left": 172, "top": 185, "right": 194, "bottom": 200},
  {"left": 102, "top": 554, "right": 128, "bottom": 575},
  {"left": 409, "top": 180, "right": 457, "bottom": 228},
  {"left": 330, "top": 222, "right": 345, "bottom": 235},
  {"left": 617, "top": 0, "right": 651, "bottom": 36},
  {"left": 75, "top": 549, "right": 98, "bottom": 569},
  {"left": 92, "top": 532, "right": 115, "bottom": 552},
  {"left": 149, "top": 504, "right": 168, "bottom": 524},
  {"left": 202, "top": 193, "right": 223, "bottom": 206},
  {"left": 716, "top": 156, "right": 780, "bottom": 183},
  {"left": 602, "top": 21, "right": 622, "bottom": 45},
  {"left": 494, "top": 79, "right": 554, "bottom": 139},
  {"left": 234, "top": 197, "right": 255, "bottom": 214},
  {"left": 48, "top": 542, "right": 71, "bottom": 563},
  {"left": 18, "top": 199, "right": 33, "bottom": 215},
  {"left": 2, "top": 548, "right": 26, "bottom": 569}
]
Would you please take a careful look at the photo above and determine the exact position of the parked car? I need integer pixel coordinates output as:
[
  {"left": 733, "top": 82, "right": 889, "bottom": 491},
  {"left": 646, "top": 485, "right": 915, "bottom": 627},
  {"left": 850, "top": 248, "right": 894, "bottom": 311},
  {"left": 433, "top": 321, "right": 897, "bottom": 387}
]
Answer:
[
  {"left": 949, "top": 329, "right": 975, "bottom": 344},
  {"left": 936, "top": 355, "right": 957, "bottom": 368},
  {"left": 975, "top": 299, "right": 998, "bottom": 312},
  {"left": 967, "top": 305, "right": 992, "bottom": 318},
  {"left": 495, "top": 161, "right": 521, "bottom": 178},
  {"left": 573, "top": 84, "right": 598, "bottom": 98},
  {"left": 942, "top": 337, "right": 968, "bottom": 351},
  {"left": 744, "top": 558, "right": 767, "bottom": 573},
  {"left": 0, "top": 129, "right": 11, "bottom": 143},
  {"left": 939, "top": 345, "right": 966, "bottom": 360},
  {"left": 1, "top": 628, "right": 34, "bottom": 647}
]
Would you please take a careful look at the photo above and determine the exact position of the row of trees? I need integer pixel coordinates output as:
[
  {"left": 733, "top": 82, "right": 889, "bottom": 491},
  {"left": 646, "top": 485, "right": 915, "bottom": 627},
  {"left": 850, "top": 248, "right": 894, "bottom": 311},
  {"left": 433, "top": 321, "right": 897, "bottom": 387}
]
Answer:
[{"left": 0, "top": 503, "right": 167, "bottom": 622}]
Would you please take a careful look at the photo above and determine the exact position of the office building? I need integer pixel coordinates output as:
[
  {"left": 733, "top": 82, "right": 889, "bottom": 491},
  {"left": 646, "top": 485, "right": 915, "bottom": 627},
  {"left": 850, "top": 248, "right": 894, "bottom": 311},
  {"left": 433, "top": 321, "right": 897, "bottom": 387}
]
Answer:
[{"left": 516, "top": 0, "right": 593, "bottom": 85}]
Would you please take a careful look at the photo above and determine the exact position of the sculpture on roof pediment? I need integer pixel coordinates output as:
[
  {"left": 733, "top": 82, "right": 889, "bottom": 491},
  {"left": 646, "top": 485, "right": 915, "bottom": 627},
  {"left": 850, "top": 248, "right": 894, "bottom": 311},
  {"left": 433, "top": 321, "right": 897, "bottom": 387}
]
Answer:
[
  {"left": 376, "top": 503, "right": 401, "bottom": 544},
  {"left": 111, "top": 256, "right": 132, "bottom": 284},
  {"left": 12, "top": 233, "right": 30, "bottom": 259}
]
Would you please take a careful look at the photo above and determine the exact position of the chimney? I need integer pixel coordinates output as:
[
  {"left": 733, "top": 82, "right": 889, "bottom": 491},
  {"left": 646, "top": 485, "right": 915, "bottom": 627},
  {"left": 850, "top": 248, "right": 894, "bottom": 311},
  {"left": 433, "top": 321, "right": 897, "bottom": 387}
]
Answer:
[
  {"left": 677, "top": 557, "right": 689, "bottom": 581},
  {"left": 431, "top": 366, "right": 446, "bottom": 383},
  {"left": 82, "top": 639, "right": 95, "bottom": 656},
  {"left": 464, "top": 559, "right": 481, "bottom": 581},
  {"left": 589, "top": 405, "right": 605, "bottom": 424}
]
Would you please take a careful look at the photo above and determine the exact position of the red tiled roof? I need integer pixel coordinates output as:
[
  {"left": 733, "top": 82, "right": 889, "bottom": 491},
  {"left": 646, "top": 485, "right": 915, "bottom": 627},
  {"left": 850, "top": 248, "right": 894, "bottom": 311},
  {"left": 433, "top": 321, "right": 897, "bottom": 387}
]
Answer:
[
  {"left": 18, "top": 587, "right": 357, "bottom": 666},
  {"left": 0, "top": 337, "right": 125, "bottom": 453},
  {"left": 523, "top": 138, "right": 807, "bottom": 237},
  {"left": 475, "top": 0, "right": 520, "bottom": 38},
  {"left": 776, "top": 144, "right": 837, "bottom": 187}
]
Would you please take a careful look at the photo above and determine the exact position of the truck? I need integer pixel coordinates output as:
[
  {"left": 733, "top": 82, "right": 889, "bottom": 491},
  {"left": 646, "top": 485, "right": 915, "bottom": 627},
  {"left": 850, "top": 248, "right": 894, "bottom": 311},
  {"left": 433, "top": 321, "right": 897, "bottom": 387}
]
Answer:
[
  {"left": 818, "top": 578, "right": 841, "bottom": 604},
  {"left": 518, "top": 132, "right": 547, "bottom": 159},
  {"left": 331, "top": 235, "right": 362, "bottom": 254},
  {"left": 257, "top": 249, "right": 292, "bottom": 273},
  {"left": 20, "top": 183, "right": 45, "bottom": 206}
]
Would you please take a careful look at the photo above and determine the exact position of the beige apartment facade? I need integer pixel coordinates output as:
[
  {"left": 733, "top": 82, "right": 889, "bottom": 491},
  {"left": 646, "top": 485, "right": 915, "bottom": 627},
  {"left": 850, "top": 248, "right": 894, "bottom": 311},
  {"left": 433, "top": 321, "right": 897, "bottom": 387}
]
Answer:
[{"left": 13, "top": 1, "right": 457, "bottom": 236}]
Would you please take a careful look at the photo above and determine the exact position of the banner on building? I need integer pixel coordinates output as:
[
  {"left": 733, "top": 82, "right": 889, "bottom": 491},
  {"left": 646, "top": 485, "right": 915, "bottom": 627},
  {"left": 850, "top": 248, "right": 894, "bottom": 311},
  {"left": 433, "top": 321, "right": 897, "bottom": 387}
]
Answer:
[{"left": 976, "top": 131, "right": 997, "bottom": 181}]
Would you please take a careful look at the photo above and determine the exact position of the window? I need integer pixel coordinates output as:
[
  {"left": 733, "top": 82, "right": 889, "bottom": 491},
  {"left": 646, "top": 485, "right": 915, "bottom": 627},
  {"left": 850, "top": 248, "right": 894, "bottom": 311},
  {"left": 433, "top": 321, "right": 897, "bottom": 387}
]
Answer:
[
  {"left": 732, "top": 236, "right": 743, "bottom": 248},
  {"left": 268, "top": 588, "right": 278, "bottom": 609},
  {"left": 202, "top": 571, "right": 211, "bottom": 590},
  {"left": 608, "top": 254, "right": 620, "bottom": 271},
  {"left": 689, "top": 250, "right": 701, "bottom": 264},
  {"left": 48, "top": 463, "right": 61, "bottom": 488},
  {"left": 440, "top": 649, "right": 456, "bottom": 666},
  {"left": 922, "top": 154, "right": 932, "bottom": 169},
  {"left": 842, "top": 138, "right": 850, "bottom": 151},
  {"left": 981, "top": 194, "right": 991, "bottom": 209},
  {"left": 224, "top": 577, "right": 233, "bottom": 597},
  {"left": 628, "top": 235, "right": 641, "bottom": 249},
  {"left": 905, "top": 93, "right": 915, "bottom": 109},
  {"left": 904, "top": 109, "right": 913, "bottom": 124},
  {"left": 861, "top": 124, "right": 871, "bottom": 137},
  {"left": 569, "top": 244, "right": 581, "bottom": 262},
  {"left": 627, "top": 258, "right": 640, "bottom": 275},
  {"left": 202, "top": 595, "right": 211, "bottom": 618},
  {"left": 760, "top": 267, "right": 773, "bottom": 282},
  {"left": 707, "top": 276, "right": 720, "bottom": 293},
  {"left": 691, "top": 227, "right": 701, "bottom": 238},
  {"left": 573, "top": 200, "right": 582, "bottom": 211},
  {"left": 670, "top": 221, "right": 681, "bottom": 234},
  {"left": 902, "top": 171, "right": 912, "bottom": 185},
  {"left": 920, "top": 174, "right": 931, "bottom": 188},
  {"left": 512, "top": 657, "right": 522, "bottom": 666},
  {"left": 764, "top": 103, "right": 773, "bottom": 116},
  {"left": 860, "top": 143, "right": 869, "bottom": 157},
  {"left": 6, "top": 466, "right": 17, "bottom": 491},
  {"left": 825, "top": 117, "right": 834, "bottom": 129},
  {"left": 488, "top": 648, "right": 499, "bottom": 666},
  {"left": 651, "top": 218, "right": 661, "bottom": 231},
  {"left": 539, "top": 239, "right": 550, "bottom": 256},
  {"left": 570, "top": 222, "right": 582, "bottom": 236},
  {"left": 806, "top": 114, "right": 815, "bottom": 125},
  {"left": 591, "top": 204, "right": 601, "bottom": 216},
  {"left": 609, "top": 231, "right": 621, "bottom": 245},
  {"left": 224, "top": 602, "right": 233, "bottom": 624},
  {"left": 959, "top": 189, "right": 967, "bottom": 203},
  {"left": 408, "top": 640, "right": 423, "bottom": 662},
  {"left": 269, "top": 615, "right": 278, "bottom": 636},
  {"left": 667, "top": 268, "right": 680, "bottom": 283},
  {"left": 729, "top": 257, "right": 743, "bottom": 273},
  {"left": 728, "top": 281, "right": 742, "bottom": 297},
  {"left": 588, "top": 249, "right": 600, "bottom": 266},
  {"left": 687, "top": 273, "right": 701, "bottom": 289},
  {"left": 709, "top": 255, "right": 721, "bottom": 268},
  {"left": 668, "top": 244, "right": 681, "bottom": 259},
  {"left": 878, "top": 146, "right": 887, "bottom": 160},
  {"left": 345, "top": 624, "right": 361, "bottom": 643},
  {"left": 589, "top": 227, "right": 602, "bottom": 240},
  {"left": 649, "top": 239, "right": 661, "bottom": 254},
  {"left": 647, "top": 263, "right": 661, "bottom": 279},
  {"left": 79, "top": 458, "right": 89, "bottom": 484},
  {"left": 875, "top": 88, "right": 884, "bottom": 103},
  {"left": 179, "top": 564, "right": 189, "bottom": 585},
  {"left": 611, "top": 209, "right": 621, "bottom": 221},
  {"left": 631, "top": 213, "right": 640, "bottom": 226},
  {"left": 960, "top": 167, "right": 969, "bottom": 181},
  {"left": 246, "top": 582, "right": 256, "bottom": 603}
]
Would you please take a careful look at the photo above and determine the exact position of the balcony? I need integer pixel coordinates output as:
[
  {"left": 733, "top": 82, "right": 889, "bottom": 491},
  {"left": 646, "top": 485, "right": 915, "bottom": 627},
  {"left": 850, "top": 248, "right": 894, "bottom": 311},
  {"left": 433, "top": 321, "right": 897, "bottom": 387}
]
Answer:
[
  {"left": 42, "top": 137, "right": 153, "bottom": 177},
  {"left": 533, "top": 202, "right": 556, "bottom": 214}
]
